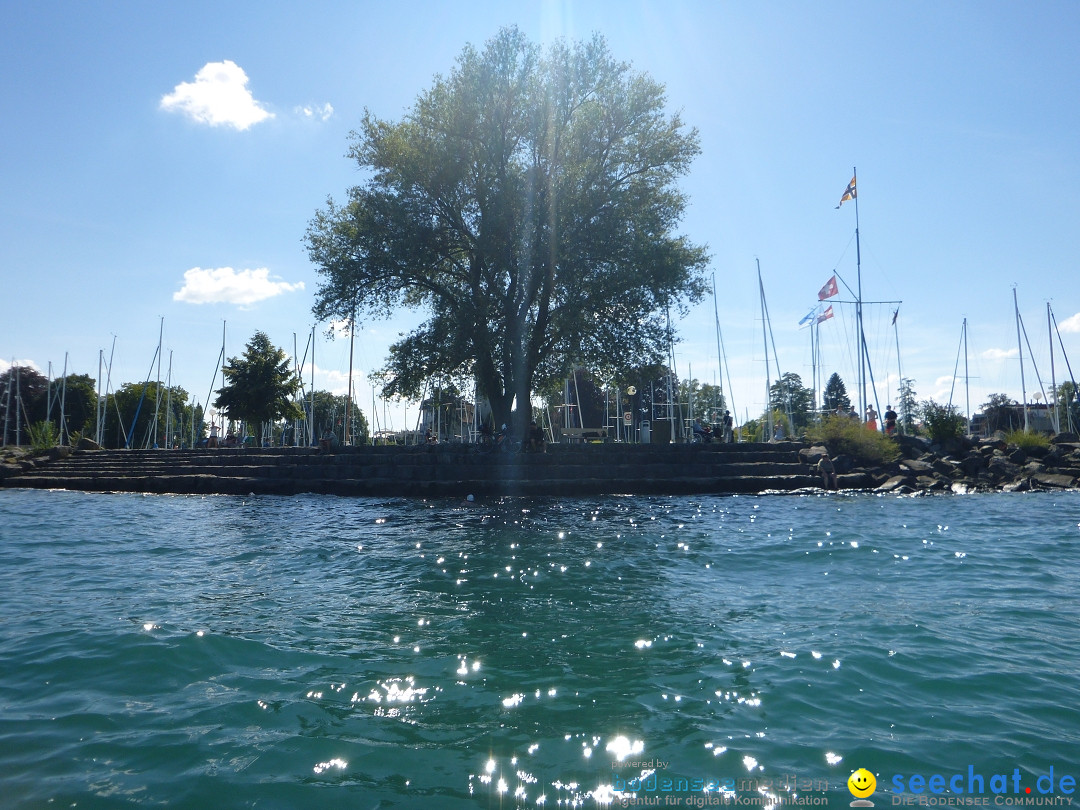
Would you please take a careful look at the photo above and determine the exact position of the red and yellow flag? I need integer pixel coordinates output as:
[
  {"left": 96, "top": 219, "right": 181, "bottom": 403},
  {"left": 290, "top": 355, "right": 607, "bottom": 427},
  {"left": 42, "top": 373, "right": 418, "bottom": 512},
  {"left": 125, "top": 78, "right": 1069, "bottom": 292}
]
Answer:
[{"left": 836, "top": 176, "right": 856, "bottom": 208}]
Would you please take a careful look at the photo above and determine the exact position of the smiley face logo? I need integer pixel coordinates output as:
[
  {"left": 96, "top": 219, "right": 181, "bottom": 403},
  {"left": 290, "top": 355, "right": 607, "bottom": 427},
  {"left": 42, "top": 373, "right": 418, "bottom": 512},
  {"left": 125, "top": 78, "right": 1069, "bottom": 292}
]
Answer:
[{"left": 848, "top": 768, "right": 877, "bottom": 800}]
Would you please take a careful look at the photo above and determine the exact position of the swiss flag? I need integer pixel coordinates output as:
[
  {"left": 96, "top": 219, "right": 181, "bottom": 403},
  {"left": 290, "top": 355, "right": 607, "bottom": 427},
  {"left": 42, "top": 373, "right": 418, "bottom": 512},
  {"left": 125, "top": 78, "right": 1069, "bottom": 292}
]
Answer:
[{"left": 818, "top": 275, "right": 838, "bottom": 300}]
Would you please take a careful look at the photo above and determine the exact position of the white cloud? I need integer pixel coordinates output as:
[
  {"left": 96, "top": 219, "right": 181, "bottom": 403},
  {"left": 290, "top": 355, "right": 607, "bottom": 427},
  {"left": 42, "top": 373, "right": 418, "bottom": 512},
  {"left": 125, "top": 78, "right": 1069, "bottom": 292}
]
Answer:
[
  {"left": 0, "top": 359, "right": 41, "bottom": 375},
  {"left": 981, "top": 347, "right": 1019, "bottom": 361},
  {"left": 160, "top": 61, "right": 273, "bottom": 130},
  {"left": 1058, "top": 312, "right": 1080, "bottom": 333},
  {"left": 296, "top": 102, "right": 334, "bottom": 121},
  {"left": 173, "top": 267, "right": 304, "bottom": 306}
]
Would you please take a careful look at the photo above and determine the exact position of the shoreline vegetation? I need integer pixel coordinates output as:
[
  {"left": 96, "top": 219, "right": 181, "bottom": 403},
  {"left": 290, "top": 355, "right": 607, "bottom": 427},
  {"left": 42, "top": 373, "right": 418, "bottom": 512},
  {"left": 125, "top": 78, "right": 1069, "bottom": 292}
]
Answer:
[{"left": 2, "top": 431, "right": 1078, "bottom": 498}]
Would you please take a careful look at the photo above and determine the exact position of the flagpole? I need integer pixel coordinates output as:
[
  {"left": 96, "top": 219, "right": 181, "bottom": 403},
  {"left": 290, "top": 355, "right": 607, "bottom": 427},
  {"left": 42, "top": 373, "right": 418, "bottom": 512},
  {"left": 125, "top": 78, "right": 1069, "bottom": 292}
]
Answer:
[
  {"left": 758, "top": 259, "right": 771, "bottom": 441},
  {"left": 853, "top": 166, "right": 866, "bottom": 422}
]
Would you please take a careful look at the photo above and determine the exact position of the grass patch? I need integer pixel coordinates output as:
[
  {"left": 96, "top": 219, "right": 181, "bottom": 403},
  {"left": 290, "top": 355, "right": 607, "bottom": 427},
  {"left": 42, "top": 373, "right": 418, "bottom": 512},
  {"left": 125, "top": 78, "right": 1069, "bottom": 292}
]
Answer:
[
  {"left": 806, "top": 416, "right": 899, "bottom": 465},
  {"left": 27, "top": 420, "right": 58, "bottom": 451},
  {"left": 1005, "top": 429, "right": 1050, "bottom": 451}
]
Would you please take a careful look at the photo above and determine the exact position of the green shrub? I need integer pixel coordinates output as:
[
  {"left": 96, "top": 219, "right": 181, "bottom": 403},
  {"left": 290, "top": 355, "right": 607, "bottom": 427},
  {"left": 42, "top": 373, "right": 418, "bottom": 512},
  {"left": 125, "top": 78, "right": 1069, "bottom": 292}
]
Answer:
[
  {"left": 920, "top": 401, "right": 966, "bottom": 443},
  {"left": 1005, "top": 429, "right": 1049, "bottom": 451},
  {"left": 805, "top": 415, "right": 899, "bottom": 464},
  {"left": 27, "top": 420, "right": 58, "bottom": 451}
]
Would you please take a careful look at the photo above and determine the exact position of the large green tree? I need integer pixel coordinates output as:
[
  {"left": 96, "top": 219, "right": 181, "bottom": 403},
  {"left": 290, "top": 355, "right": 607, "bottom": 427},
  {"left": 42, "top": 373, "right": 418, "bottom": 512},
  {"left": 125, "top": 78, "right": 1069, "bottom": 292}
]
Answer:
[
  {"left": 980, "top": 392, "right": 1019, "bottom": 434},
  {"left": 822, "top": 372, "right": 851, "bottom": 413},
  {"left": 214, "top": 332, "right": 302, "bottom": 440},
  {"left": 769, "top": 372, "right": 814, "bottom": 431},
  {"left": 306, "top": 27, "right": 708, "bottom": 434},
  {"left": 103, "top": 381, "right": 191, "bottom": 449}
]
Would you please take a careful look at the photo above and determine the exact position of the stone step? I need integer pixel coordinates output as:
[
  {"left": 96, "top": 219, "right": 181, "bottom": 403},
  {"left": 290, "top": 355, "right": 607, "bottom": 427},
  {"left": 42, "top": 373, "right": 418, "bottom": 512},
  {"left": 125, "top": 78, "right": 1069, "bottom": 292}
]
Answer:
[
  {"left": 8, "top": 472, "right": 824, "bottom": 498},
  {"left": 2, "top": 442, "right": 821, "bottom": 497}
]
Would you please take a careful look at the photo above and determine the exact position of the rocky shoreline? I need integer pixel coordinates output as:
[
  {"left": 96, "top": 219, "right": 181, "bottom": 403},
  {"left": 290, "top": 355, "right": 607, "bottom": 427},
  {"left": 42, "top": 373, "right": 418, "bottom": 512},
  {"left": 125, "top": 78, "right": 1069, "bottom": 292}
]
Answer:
[
  {"left": 1, "top": 432, "right": 1078, "bottom": 497},
  {"left": 802, "top": 430, "right": 1080, "bottom": 494}
]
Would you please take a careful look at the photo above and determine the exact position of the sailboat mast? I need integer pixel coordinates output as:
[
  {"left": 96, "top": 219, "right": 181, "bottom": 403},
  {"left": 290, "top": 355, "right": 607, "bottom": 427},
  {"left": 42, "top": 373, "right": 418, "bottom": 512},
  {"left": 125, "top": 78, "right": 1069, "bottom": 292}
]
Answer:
[
  {"left": 967, "top": 319, "right": 976, "bottom": 438},
  {"left": 757, "top": 259, "right": 772, "bottom": 441},
  {"left": 1014, "top": 288, "right": 1028, "bottom": 431},
  {"left": 1049, "top": 302, "right": 1060, "bottom": 433},
  {"left": 893, "top": 309, "right": 903, "bottom": 416},
  {"left": 712, "top": 274, "right": 724, "bottom": 407},
  {"left": 853, "top": 166, "right": 866, "bottom": 421},
  {"left": 310, "top": 325, "right": 316, "bottom": 447},
  {"left": 165, "top": 350, "right": 173, "bottom": 447},
  {"left": 152, "top": 317, "right": 163, "bottom": 448},
  {"left": 346, "top": 307, "right": 356, "bottom": 446}
]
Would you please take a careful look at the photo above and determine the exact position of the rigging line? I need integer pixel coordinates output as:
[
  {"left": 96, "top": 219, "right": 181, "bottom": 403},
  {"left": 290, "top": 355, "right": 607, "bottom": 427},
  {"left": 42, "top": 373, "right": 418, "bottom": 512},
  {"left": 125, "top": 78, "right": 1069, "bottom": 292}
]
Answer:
[
  {"left": 1050, "top": 307, "right": 1079, "bottom": 394},
  {"left": 1049, "top": 307, "right": 1078, "bottom": 433},
  {"left": 830, "top": 230, "right": 858, "bottom": 276},
  {"left": 948, "top": 321, "right": 965, "bottom": 409},
  {"left": 1018, "top": 311, "right": 1053, "bottom": 419},
  {"left": 125, "top": 340, "right": 161, "bottom": 450}
]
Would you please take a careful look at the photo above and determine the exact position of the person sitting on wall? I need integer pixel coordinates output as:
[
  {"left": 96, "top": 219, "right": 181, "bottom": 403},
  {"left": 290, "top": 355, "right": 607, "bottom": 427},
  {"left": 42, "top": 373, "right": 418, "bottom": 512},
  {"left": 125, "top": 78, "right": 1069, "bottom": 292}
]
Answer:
[
  {"left": 692, "top": 418, "right": 711, "bottom": 443},
  {"left": 817, "top": 453, "right": 838, "bottom": 490},
  {"left": 425, "top": 429, "right": 438, "bottom": 444},
  {"left": 525, "top": 420, "right": 546, "bottom": 453},
  {"left": 319, "top": 429, "right": 339, "bottom": 452},
  {"left": 771, "top": 421, "right": 787, "bottom": 441}
]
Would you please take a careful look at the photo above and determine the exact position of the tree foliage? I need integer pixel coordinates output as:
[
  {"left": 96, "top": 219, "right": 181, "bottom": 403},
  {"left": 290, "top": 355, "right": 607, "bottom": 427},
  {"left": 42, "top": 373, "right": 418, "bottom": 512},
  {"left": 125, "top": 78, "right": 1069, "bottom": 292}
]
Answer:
[
  {"left": 214, "top": 332, "right": 302, "bottom": 439},
  {"left": 920, "top": 400, "right": 966, "bottom": 443},
  {"left": 769, "top": 372, "right": 814, "bottom": 431},
  {"left": 678, "top": 378, "right": 726, "bottom": 423},
  {"left": 822, "top": 372, "right": 851, "bottom": 413},
  {"left": 306, "top": 27, "right": 708, "bottom": 433},
  {"left": 101, "top": 382, "right": 192, "bottom": 449},
  {"left": 1050, "top": 381, "right": 1080, "bottom": 433},
  {"left": 305, "top": 390, "right": 369, "bottom": 445},
  {"left": 0, "top": 366, "right": 97, "bottom": 445},
  {"left": 898, "top": 377, "right": 918, "bottom": 435}
]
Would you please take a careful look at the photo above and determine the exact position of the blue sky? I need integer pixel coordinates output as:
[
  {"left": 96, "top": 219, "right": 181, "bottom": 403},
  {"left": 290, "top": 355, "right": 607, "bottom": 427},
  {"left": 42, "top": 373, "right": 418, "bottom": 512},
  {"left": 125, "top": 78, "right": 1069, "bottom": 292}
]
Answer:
[{"left": 3, "top": 1, "right": 1078, "bottom": 432}]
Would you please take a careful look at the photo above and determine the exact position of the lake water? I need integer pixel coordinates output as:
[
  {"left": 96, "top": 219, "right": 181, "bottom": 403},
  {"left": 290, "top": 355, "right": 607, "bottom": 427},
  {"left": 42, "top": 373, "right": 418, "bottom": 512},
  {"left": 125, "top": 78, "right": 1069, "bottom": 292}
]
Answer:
[{"left": 2, "top": 488, "right": 1079, "bottom": 809}]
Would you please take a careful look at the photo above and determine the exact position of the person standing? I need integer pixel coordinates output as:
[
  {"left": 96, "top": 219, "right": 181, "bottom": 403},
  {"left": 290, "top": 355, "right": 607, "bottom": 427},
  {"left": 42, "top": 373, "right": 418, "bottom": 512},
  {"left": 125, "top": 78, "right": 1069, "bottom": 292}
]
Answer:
[
  {"left": 884, "top": 405, "right": 898, "bottom": 436},
  {"left": 865, "top": 405, "right": 878, "bottom": 432}
]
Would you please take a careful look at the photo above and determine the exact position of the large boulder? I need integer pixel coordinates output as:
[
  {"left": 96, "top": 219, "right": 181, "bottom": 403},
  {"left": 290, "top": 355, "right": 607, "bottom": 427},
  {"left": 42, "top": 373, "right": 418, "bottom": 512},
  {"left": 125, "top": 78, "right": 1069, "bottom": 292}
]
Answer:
[
  {"left": 987, "top": 456, "right": 1021, "bottom": 480},
  {"left": 900, "top": 457, "right": 934, "bottom": 474},
  {"left": 1031, "top": 472, "right": 1076, "bottom": 489}
]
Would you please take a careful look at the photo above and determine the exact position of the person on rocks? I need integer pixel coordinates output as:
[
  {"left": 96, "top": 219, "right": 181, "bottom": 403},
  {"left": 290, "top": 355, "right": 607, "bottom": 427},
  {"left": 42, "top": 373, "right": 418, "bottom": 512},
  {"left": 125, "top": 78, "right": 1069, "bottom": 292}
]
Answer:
[
  {"left": 817, "top": 453, "right": 838, "bottom": 490},
  {"left": 884, "top": 405, "right": 898, "bottom": 437},
  {"left": 866, "top": 405, "right": 878, "bottom": 432}
]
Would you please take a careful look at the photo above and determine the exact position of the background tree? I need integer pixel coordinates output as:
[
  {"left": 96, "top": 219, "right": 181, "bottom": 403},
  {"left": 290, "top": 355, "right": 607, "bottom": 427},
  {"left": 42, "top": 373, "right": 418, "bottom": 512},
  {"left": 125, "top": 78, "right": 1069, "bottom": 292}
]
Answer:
[
  {"left": 214, "top": 332, "right": 302, "bottom": 441},
  {"left": 0, "top": 365, "right": 49, "bottom": 445},
  {"left": 769, "top": 372, "right": 814, "bottom": 431},
  {"left": 101, "top": 382, "right": 191, "bottom": 449},
  {"left": 306, "top": 390, "right": 370, "bottom": 445},
  {"left": 822, "top": 372, "right": 851, "bottom": 413},
  {"left": 306, "top": 27, "right": 708, "bottom": 435},
  {"left": 1050, "top": 381, "right": 1080, "bottom": 433},
  {"left": 898, "top": 377, "right": 918, "bottom": 435},
  {"left": 920, "top": 400, "right": 966, "bottom": 444},
  {"left": 678, "top": 378, "right": 727, "bottom": 424},
  {"left": 980, "top": 392, "right": 1020, "bottom": 435},
  {"left": 46, "top": 373, "right": 97, "bottom": 442}
]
